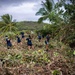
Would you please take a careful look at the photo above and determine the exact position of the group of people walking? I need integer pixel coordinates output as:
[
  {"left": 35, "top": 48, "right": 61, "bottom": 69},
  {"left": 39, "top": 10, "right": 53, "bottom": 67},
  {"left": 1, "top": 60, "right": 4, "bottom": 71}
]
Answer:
[{"left": 5, "top": 31, "right": 50, "bottom": 50}]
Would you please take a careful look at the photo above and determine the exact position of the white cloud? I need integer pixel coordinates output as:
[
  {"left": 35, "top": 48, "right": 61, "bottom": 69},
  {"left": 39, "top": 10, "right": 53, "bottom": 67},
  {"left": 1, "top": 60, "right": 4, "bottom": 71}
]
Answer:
[
  {"left": 0, "top": 2, "right": 41, "bottom": 21},
  {"left": 0, "top": 0, "right": 46, "bottom": 22},
  {"left": 6, "top": 3, "right": 35, "bottom": 13}
]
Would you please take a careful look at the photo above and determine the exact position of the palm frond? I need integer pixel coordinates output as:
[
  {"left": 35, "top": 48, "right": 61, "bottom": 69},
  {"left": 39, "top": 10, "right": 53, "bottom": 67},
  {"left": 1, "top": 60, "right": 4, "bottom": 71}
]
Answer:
[
  {"left": 1, "top": 14, "right": 17, "bottom": 32},
  {"left": 36, "top": 8, "right": 47, "bottom": 16},
  {"left": 42, "top": 0, "right": 52, "bottom": 12},
  {"left": 38, "top": 15, "right": 48, "bottom": 23}
]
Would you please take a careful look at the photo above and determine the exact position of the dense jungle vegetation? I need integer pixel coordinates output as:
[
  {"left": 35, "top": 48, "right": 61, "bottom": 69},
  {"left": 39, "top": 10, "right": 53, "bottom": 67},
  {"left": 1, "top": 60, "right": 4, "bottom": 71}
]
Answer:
[{"left": 0, "top": 0, "right": 75, "bottom": 75}]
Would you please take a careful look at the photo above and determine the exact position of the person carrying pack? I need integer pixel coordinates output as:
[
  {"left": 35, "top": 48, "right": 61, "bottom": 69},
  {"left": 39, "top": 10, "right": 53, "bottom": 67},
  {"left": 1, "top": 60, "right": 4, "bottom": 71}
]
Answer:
[{"left": 5, "top": 36, "right": 12, "bottom": 49}]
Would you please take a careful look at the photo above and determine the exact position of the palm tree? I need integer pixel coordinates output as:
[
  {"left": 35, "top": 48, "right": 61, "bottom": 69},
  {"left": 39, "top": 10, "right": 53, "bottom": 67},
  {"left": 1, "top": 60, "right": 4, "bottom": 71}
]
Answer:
[
  {"left": 36, "top": 0, "right": 63, "bottom": 24},
  {"left": 36, "top": 0, "right": 54, "bottom": 23},
  {"left": 0, "top": 14, "right": 17, "bottom": 33}
]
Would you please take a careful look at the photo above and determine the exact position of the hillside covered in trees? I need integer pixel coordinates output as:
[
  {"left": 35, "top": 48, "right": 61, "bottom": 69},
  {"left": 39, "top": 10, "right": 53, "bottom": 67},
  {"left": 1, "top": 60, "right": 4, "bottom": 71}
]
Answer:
[
  {"left": 16, "top": 21, "right": 46, "bottom": 30},
  {"left": 0, "top": 0, "right": 75, "bottom": 75}
]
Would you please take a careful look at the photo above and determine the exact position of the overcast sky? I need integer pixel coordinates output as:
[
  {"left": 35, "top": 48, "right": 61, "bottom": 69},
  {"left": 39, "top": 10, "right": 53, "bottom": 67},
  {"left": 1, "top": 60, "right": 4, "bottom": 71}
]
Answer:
[{"left": 0, "top": 0, "right": 45, "bottom": 22}]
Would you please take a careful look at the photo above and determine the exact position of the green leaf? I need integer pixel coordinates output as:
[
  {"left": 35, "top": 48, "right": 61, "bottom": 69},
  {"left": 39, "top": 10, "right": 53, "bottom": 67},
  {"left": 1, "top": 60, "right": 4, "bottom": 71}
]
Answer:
[
  {"left": 52, "top": 70, "right": 60, "bottom": 75},
  {"left": 73, "top": 51, "right": 75, "bottom": 55}
]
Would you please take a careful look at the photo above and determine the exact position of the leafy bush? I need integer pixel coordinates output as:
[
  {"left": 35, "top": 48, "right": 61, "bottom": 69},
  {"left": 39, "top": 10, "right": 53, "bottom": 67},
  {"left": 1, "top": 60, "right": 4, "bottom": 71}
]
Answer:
[
  {"left": 36, "top": 24, "right": 59, "bottom": 38},
  {"left": 23, "top": 50, "right": 50, "bottom": 65},
  {"left": 52, "top": 70, "right": 60, "bottom": 75},
  {"left": 4, "top": 32, "right": 16, "bottom": 39}
]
